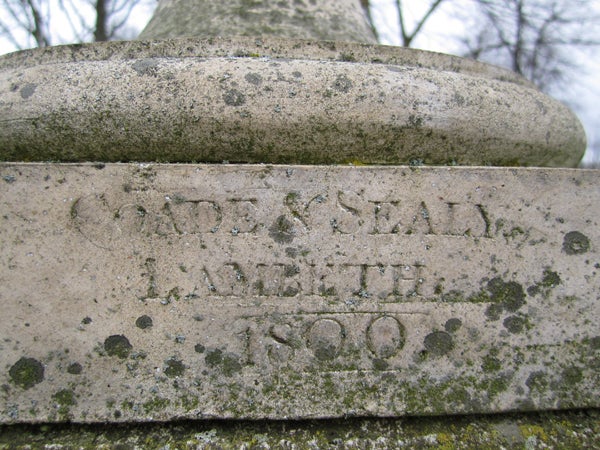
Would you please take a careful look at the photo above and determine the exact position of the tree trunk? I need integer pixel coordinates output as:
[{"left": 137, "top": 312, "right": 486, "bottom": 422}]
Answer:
[{"left": 94, "top": 0, "right": 108, "bottom": 42}]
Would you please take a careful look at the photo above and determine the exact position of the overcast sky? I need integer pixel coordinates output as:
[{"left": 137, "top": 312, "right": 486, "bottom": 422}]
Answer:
[{"left": 1, "top": 0, "right": 598, "bottom": 163}]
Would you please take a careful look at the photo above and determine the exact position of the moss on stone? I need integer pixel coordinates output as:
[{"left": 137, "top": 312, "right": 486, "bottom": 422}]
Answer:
[
  {"left": 103, "top": 335, "right": 132, "bottom": 359},
  {"left": 2, "top": 410, "right": 597, "bottom": 449},
  {"left": 164, "top": 357, "right": 185, "bottom": 378},
  {"left": 8, "top": 357, "right": 44, "bottom": 390}
]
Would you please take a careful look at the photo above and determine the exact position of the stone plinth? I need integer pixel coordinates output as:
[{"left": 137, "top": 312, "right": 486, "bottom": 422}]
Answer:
[
  {"left": 1, "top": 163, "right": 598, "bottom": 422},
  {"left": 0, "top": 38, "right": 585, "bottom": 167}
]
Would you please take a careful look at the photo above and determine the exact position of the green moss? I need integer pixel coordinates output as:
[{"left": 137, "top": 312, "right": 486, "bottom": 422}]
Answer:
[
  {"left": 444, "top": 318, "right": 462, "bottom": 333},
  {"left": 563, "top": 231, "right": 590, "bottom": 255},
  {"left": 135, "top": 315, "right": 153, "bottom": 329},
  {"left": 486, "top": 375, "right": 511, "bottom": 398},
  {"left": 423, "top": 331, "right": 454, "bottom": 356},
  {"left": 540, "top": 269, "right": 561, "bottom": 288},
  {"left": 178, "top": 395, "right": 200, "bottom": 412},
  {"left": 487, "top": 277, "right": 526, "bottom": 312},
  {"left": 528, "top": 268, "right": 562, "bottom": 297},
  {"left": 561, "top": 367, "right": 583, "bottom": 386},
  {"left": 142, "top": 397, "right": 170, "bottom": 414},
  {"left": 164, "top": 358, "right": 185, "bottom": 378},
  {"left": 52, "top": 389, "right": 76, "bottom": 419},
  {"left": 9, "top": 357, "right": 44, "bottom": 389},
  {"left": 52, "top": 389, "right": 76, "bottom": 407},
  {"left": 526, "top": 371, "right": 549, "bottom": 393},
  {"left": 503, "top": 315, "right": 528, "bottom": 333},
  {"left": 103, "top": 335, "right": 132, "bottom": 359},
  {"left": 66, "top": 362, "right": 82, "bottom": 375},
  {"left": 205, "top": 349, "right": 242, "bottom": 377},
  {"left": 482, "top": 355, "right": 502, "bottom": 373}
]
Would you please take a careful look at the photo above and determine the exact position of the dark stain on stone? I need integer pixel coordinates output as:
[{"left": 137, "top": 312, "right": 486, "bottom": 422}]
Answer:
[
  {"left": 104, "top": 335, "right": 132, "bottom": 359},
  {"left": 528, "top": 268, "right": 561, "bottom": 297},
  {"left": 244, "top": 72, "right": 263, "bottom": 85},
  {"left": 482, "top": 355, "right": 502, "bottom": 373},
  {"left": 372, "top": 358, "right": 389, "bottom": 371},
  {"left": 20, "top": 83, "right": 37, "bottom": 99},
  {"left": 132, "top": 58, "right": 160, "bottom": 77},
  {"left": 485, "top": 303, "right": 504, "bottom": 321},
  {"left": 332, "top": 74, "right": 353, "bottom": 93},
  {"left": 164, "top": 358, "right": 185, "bottom": 378},
  {"left": 9, "top": 357, "right": 44, "bottom": 389},
  {"left": 53, "top": 389, "right": 76, "bottom": 406},
  {"left": 135, "top": 315, "right": 153, "bottom": 329},
  {"left": 205, "top": 349, "right": 242, "bottom": 377},
  {"left": 284, "top": 264, "right": 300, "bottom": 277},
  {"left": 444, "top": 318, "right": 462, "bottom": 333},
  {"left": 561, "top": 367, "right": 583, "bottom": 385},
  {"left": 67, "top": 362, "right": 82, "bottom": 375},
  {"left": 526, "top": 371, "right": 548, "bottom": 392},
  {"left": 408, "top": 114, "right": 424, "bottom": 128},
  {"left": 487, "top": 277, "right": 526, "bottom": 312},
  {"left": 423, "top": 331, "right": 454, "bottom": 356},
  {"left": 503, "top": 315, "right": 527, "bottom": 334},
  {"left": 269, "top": 215, "right": 295, "bottom": 243},
  {"left": 285, "top": 247, "right": 298, "bottom": 258},
  {"left": 563, "top": 231, "right": 590, "bottom": 255},
  {"left": 223, "top": 89, "right": 246, "bottom": 106}
]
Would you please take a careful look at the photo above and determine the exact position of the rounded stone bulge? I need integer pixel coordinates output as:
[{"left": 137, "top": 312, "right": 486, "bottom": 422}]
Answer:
[{"left": 0, "top": 37, "right": 585, "bottom": 167}]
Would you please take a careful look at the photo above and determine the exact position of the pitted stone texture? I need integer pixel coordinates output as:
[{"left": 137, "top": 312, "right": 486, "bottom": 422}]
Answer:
[
  {"left": 1, "top": 163, "right": 598, "bottom": 422},
  {"left": 139, "top": 0, "right": 377, "bottom": 44},
  {"left": 0, "top": 38, "right": 585, "bottom": 167}
]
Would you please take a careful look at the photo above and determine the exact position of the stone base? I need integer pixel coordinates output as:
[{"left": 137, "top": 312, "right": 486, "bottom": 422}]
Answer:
[
  {"left": 0, "top": 410, "right": 598, "bottom": 448},
  {"left": 1, "top": 163, "right": 598, "bottom": 422}
]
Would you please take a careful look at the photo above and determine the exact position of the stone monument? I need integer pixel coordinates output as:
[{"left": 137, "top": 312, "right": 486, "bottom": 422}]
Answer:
[{"left": 0, "top": 0, "right": 598, "bottom": 445}]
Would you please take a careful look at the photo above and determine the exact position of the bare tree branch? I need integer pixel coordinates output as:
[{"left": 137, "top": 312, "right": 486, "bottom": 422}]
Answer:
[
  {"left": 0, "top": 0, "right": 156, "bottom": 52},
  {"left": 396, "top": 0, "right": 445, "bottom": 47},
  {"left": 25, "top": 0, "right": 49, "bottom": 47},
  {"left": 465, "top": 0, "right": 599, "bottom": 91},
  {"left": 360, "top": 0, "right": 379, "bottom": 42}
]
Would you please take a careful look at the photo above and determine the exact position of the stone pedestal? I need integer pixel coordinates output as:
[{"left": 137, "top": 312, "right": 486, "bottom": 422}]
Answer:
[
  {"left": 0, "top": 0, "right": 597, "bottom": 442},
  {"left": 1, "top": 164, "right": 598, "bottom": 423}
]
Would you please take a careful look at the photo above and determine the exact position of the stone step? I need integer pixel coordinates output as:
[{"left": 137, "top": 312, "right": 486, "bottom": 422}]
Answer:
[
  {"left": 1, "top": 163, "right": 598, "bottom": 422},
  {"left": 1, "top": 410, "right": 599, "bottom": 448}
]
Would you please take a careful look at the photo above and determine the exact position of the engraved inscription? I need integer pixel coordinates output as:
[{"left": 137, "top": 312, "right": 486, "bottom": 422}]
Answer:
[
  {"left": 71, "top": 190, "right": 494, "bottom": 241},
  {"left": 228, "top": 312, "right": 427, "bottom": 372},
  {"left": 367, "top": 316, "right": 405, "bottom": 359},
  {"left": 308, "top": 318, "right": 344, "bottom": 361}
]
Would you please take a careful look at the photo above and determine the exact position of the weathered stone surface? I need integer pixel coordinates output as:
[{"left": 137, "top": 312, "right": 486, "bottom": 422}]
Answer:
[
  {"left": 1, "top": 410, "right": 599, "bottom": 448},
  {"left": 0, "top": 37, "right": 585, "bottom": 167},
  {"left": 1, "top": 163, "right": 598, "bottom": 422},
  {"left": 139, "top": 0, "right": 377, "bottom": 44}
]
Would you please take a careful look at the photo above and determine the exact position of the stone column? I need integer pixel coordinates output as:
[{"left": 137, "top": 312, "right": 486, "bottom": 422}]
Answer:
[{"left": 139, "top": 0, "right": 377, "bottom": 43}]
